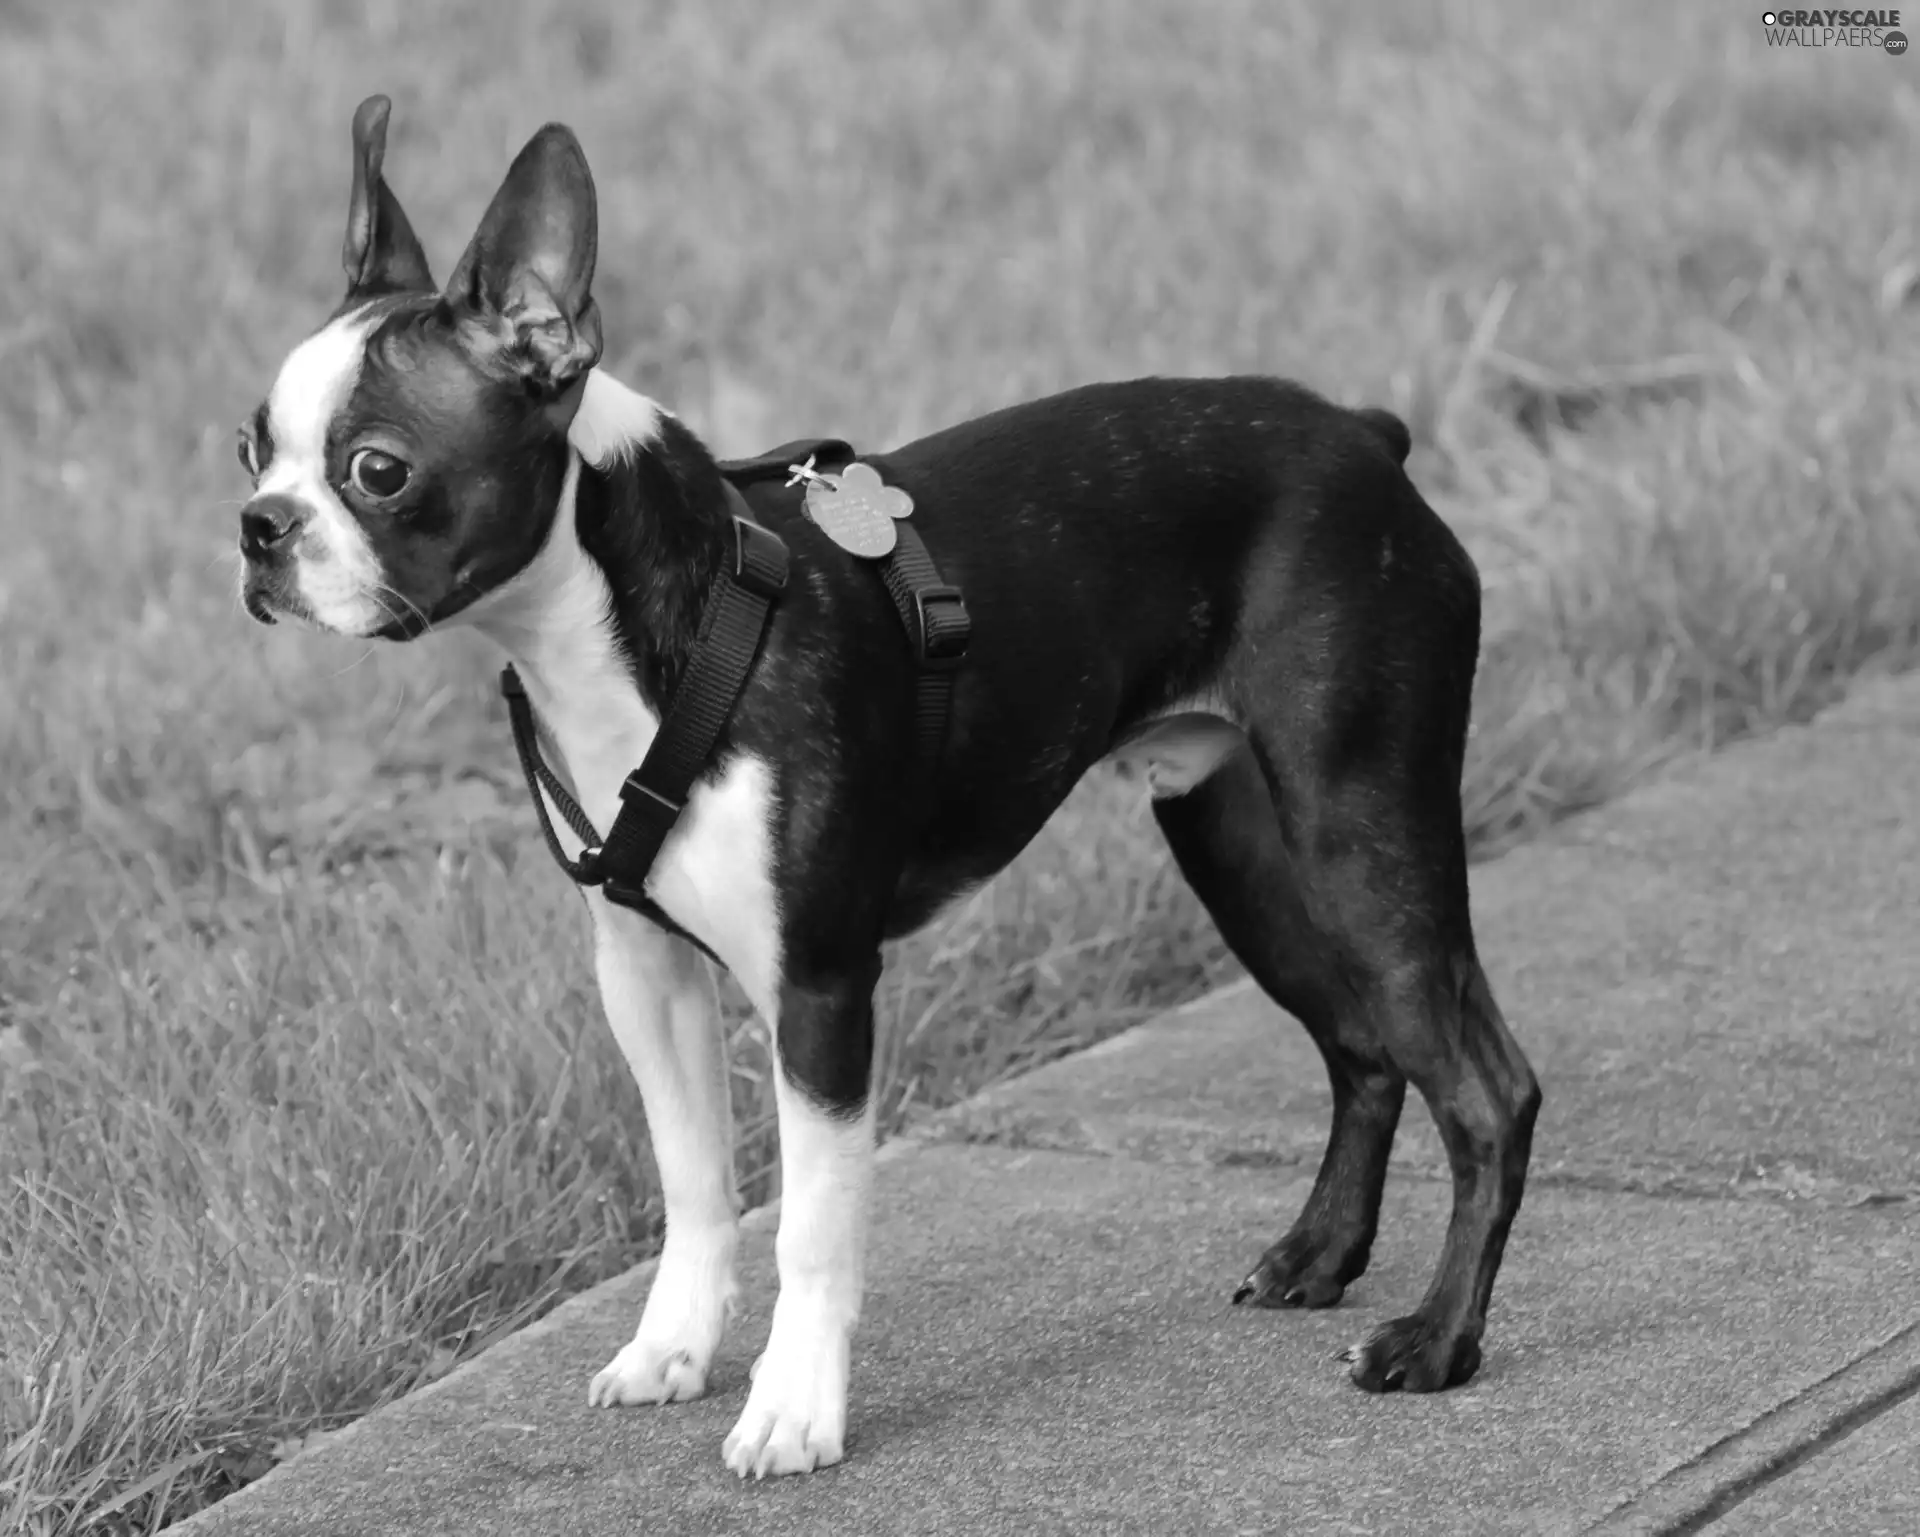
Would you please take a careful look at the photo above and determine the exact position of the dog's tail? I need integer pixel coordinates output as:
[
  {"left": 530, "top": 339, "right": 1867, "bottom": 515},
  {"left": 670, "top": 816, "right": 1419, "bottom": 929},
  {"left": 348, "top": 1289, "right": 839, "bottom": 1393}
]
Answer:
[{"left": 1355, "top": 407, "right": 1412, "bottom": 465}]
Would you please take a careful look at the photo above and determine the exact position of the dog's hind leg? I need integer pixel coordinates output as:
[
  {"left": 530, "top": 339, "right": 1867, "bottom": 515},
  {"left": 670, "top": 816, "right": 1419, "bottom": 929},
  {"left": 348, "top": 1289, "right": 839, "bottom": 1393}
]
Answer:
[
  {"left": 1210, "top": 538, "right": 1541, "bottom": 1391},
  {"left": 585, "top": 902, "right": 741, "bottom": 1408},
  {"left": 1298, "top": 844, "right": 1538, "bottom": 1393},
  {"left": 1153, "top": 744, "right": 1407, "bottom": 1309}
]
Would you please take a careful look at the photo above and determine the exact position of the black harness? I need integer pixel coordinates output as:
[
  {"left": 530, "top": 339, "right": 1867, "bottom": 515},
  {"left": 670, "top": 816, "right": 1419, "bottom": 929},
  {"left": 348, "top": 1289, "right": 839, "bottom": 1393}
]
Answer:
[{"left": 502, "top": 439, "right": 970, "bottom": 966}]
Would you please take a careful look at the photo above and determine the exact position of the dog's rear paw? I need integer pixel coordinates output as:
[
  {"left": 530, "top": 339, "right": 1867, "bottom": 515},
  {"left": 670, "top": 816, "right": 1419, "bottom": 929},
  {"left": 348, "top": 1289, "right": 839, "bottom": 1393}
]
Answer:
[
  {"left": 1232, "top": 1230, "right": 1365, "bottom": 1309},
  {"left": 587, "top": 1338, "right": 711, "bottom": 1407},
  {"left": 1343, "top": 1313, "right": 1481, "bottom": 1393}
]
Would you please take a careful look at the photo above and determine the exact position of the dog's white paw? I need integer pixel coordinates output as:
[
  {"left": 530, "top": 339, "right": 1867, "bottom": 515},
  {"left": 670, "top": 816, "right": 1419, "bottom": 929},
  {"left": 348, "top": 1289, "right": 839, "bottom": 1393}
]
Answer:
[
  {"left": 587, "top": 1335, "right": 713, "bottom": 1407},
  {"left": 720, "top": 1330, "right": 849, "bottom": 1477},
  {"left": 588, "top": 1229, "right": 738, "bottom": 1409}
]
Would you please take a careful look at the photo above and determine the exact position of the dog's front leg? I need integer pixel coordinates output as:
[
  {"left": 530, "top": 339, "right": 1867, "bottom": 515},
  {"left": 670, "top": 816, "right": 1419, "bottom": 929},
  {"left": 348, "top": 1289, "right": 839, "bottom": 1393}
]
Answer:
[
  {"left": 585, "top": 900, "right": 741, "bottom": 1408},
  {"left": 722, "top": 962, "right": 879, "bottom": 1478}
]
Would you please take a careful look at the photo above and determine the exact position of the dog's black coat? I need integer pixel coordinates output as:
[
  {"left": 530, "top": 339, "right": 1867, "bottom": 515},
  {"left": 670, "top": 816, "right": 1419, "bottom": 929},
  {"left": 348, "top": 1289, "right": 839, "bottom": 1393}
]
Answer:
[
  {"left": 238, "top": 106, "right": 1542, "bottom": 1403},
  {"left": 584, "top": 377, "right": 1443, "bottom": 947},
  {"left": 562, "top": 374, "right": 1540, "bottom": 1398}
]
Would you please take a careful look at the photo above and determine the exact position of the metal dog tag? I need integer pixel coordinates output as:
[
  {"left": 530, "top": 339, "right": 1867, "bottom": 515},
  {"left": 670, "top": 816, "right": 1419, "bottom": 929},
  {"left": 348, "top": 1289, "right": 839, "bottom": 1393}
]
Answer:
[{"left": 802, "top": 463, "right": 914, "bottom": 559}]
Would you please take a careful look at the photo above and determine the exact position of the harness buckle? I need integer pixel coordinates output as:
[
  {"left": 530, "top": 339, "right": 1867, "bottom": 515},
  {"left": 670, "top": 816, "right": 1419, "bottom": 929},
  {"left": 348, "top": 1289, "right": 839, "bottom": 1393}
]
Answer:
[
  {"left": 913, "top": 584, "right": 971, "bottom": 672},
  {"left": 602, "top": 876, "right": 649, "bottom": 911},
  {"left": 731, "top": 516, "right": 790, "bottom": 599},
  {"left": 620, "top": 771, "right": 684, "bottom": 819},
  {"left": 574, "top": 844, "right": 606, "bottom": 885}
]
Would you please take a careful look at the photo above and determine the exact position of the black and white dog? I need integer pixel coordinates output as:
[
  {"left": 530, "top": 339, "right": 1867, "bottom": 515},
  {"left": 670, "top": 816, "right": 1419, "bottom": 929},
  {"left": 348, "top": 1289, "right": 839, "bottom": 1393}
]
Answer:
[{"left": 236, "top": 98, "right": 1541, "bottom": 1478}]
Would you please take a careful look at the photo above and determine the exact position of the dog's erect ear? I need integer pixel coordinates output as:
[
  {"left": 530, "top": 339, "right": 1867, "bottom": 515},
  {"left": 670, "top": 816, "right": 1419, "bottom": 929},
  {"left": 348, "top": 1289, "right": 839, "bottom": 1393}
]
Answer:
[
  {"left": 343, "top": 95, "right": 435, "bottom": 299},
  {"left": 444, "top": 122, "right": 602, "bottom": 395}
]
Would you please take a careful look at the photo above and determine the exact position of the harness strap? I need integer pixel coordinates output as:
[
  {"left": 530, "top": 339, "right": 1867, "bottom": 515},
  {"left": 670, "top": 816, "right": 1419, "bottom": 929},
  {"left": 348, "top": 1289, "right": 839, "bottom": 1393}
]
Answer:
[
  {"left": 592, "top": 495, "right": 789, "bottom": 890},
  {"left": 718, "top": 437, "right": 854, "bottom": 483},
  {"left": 724, "top": 440, "right": 971, "bottom": 792},
  {"left": 876, "top": 518, "right": 970, "bottom": 785},
  {"left": 500, "top": 502, "right": 787, "bottom": 966},
  {"left": 501, "top": 666, "right": 718, "bottom": 961},
  {"left": 502, "top": 442, "right": 969, "bottom": 971}
]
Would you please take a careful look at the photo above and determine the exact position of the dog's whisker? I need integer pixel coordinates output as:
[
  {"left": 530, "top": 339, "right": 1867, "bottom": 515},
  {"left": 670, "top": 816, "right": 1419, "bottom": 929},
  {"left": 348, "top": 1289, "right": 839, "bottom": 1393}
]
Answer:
[
  {"left": 324, "top": 647, "right": 378, "bottom": 680},
  {"left": 371, "top": 581, "right": 432, "bottom": 636}
]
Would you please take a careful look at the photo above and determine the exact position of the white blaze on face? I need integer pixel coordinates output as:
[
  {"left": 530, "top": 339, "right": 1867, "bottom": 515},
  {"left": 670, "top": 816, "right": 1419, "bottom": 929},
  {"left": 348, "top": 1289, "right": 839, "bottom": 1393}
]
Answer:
[{"left": 256, "top": 308, "right": 389, "bottom": 635}]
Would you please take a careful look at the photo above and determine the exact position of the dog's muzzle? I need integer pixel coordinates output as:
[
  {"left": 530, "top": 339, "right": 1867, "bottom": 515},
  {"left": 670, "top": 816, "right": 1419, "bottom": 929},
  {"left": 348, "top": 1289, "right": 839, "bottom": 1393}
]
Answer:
[
  {"left": 239, "top": 492, "right": 308, "bottom": 565},
  {"left": 238, "top": 492, "right": 313, "bottom": 624}
]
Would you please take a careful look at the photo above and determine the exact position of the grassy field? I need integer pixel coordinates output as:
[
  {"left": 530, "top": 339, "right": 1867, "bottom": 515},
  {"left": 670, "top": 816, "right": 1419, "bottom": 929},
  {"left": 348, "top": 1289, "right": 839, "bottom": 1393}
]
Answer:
[{"left": 4, "top": 0, "right": 1919, "bottom": 1528}]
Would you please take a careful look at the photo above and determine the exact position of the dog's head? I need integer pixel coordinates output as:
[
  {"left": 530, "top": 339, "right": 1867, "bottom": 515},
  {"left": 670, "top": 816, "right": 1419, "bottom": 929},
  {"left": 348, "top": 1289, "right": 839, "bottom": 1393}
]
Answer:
[{"left": 236, "top": 96, "right": 617, "bottom": 638}]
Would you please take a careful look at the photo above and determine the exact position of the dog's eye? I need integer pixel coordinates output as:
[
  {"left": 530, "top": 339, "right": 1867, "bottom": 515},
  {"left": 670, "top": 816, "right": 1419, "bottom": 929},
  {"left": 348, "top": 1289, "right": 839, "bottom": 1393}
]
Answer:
[
  {"left": 349, "top": 448, "right": 411, "bottom": 501},
  {"left": 236, "top": 433, "right": 260, "bottom": 479}
]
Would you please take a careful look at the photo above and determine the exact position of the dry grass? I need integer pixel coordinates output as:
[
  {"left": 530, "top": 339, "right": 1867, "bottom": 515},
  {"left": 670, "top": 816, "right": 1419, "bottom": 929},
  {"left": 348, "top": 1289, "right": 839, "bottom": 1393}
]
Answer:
[{"left": 3, "top": 0, "right": 1919, "bottom": 1529}]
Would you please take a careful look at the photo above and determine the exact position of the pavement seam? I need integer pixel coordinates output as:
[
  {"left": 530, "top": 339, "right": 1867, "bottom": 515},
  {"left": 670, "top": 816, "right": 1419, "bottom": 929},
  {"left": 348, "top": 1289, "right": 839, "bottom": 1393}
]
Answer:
[
  {"left": 1583, "top": 1320, "right": 1920, "bottom": 1536},
  {"left": 914, "top": 1117, "right": 1917, "bottom": 1212}
]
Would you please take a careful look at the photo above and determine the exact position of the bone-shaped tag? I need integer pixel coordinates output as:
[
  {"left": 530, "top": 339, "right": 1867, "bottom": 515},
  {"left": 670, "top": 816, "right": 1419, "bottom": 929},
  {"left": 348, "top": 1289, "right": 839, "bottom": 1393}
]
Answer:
[{"left": 802, "top": 463, "right": 914, "bottom": 558}]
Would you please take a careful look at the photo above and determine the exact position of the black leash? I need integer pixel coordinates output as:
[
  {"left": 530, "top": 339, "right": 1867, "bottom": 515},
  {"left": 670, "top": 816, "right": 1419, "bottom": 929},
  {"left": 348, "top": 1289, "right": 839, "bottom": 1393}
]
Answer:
[{"left": 501, "top": 445, "right": 968, "bottom": 969}]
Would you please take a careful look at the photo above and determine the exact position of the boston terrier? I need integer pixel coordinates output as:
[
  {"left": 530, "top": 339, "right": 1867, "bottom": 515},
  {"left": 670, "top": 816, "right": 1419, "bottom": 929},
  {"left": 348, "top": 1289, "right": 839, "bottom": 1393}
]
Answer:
[{"left": 235, "top": 97, "right": 1542, "bottom": 1478}]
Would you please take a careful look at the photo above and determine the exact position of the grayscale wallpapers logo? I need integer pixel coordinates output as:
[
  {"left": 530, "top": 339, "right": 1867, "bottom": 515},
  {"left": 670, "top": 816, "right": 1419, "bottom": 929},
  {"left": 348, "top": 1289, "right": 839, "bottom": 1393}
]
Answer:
[{"left": 1761, "top": 8, "right": 1907, "bottom": 50}]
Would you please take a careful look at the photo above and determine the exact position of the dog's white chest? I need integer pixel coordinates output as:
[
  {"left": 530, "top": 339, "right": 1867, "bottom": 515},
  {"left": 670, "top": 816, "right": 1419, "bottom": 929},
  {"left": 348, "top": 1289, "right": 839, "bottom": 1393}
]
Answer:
[
  {"left": 528, "top": 664, "right": 781, "bottom": 1017},
  {"left": 467, "top": 450, "right": 782, "bottom": 1017}
]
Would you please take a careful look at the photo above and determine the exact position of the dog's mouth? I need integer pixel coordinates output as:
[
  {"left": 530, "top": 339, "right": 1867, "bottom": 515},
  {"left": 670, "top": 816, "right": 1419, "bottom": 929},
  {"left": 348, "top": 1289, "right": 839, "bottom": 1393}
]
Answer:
[
  {"left": 242, "top": 559, "right": 484, "bottom": 641},
  {"left": 369, "top": 608, "right": 430, "bottom": 642},
  {"left": 367, "top": 575, "right": 487, "bottom": 642},
  {"left": 242, "top": 570, "right": 306, "bottom": 628}
]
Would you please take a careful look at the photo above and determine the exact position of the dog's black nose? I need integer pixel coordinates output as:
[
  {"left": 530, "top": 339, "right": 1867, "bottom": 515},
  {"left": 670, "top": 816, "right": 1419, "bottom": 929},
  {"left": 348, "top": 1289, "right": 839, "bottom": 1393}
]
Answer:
[{"left": 240, "top": 494, "right": 305, "bottom": 561}]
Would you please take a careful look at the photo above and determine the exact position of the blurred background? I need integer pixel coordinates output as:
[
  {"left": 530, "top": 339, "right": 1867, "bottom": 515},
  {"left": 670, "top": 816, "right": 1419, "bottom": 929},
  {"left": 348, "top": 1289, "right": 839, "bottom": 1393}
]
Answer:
[{"left": 3, "top": 0, "right": 1919, "bottom": 1528}]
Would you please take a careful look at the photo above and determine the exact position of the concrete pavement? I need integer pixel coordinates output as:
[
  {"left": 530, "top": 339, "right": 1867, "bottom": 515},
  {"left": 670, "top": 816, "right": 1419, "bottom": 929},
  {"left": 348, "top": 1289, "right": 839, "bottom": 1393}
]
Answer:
[{"left": 181, "top": 672, "right": 1920, "bottom": 1535}]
